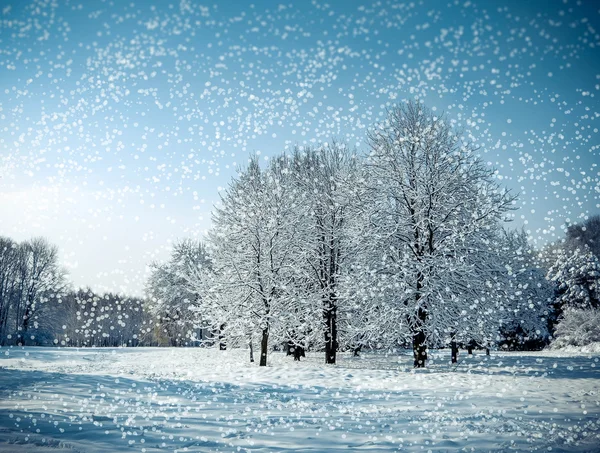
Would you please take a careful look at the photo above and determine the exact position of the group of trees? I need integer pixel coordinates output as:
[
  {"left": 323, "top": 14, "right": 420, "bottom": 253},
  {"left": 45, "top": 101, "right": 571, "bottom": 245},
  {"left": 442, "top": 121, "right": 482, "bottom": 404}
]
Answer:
[
  {"left": 146, "top": 239, "right": 213, "bottom": 346},
  {"left": 2, "top": 101, "right": 598, "bottom": 364},
  {"left": 45, "top": 288, "right": 151, "bottom": 347},
  {"left": 144, "top": 102, "right": 558, "bottom": 367},
  {"left": 0, "top": 240, "right": 160, "bottom": 347},
  {"left": 0, "top": 238, "right": 170, "bottom": 348},
  {"left": 544, "top": 216, "right": 600, "bottom": 348},
  {"left": 0, "top": 236, "right": 67, "bottom": 345}
]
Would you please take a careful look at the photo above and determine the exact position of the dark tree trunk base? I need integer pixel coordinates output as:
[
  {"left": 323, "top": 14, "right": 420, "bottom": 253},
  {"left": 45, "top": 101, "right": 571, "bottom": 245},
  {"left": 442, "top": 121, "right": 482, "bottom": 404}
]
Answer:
[
  {"left": 451, "top": 341, "right": 459, "bottom": 364},
  {"left": 259, "top": 328, "right": 269, "bottom": 367},
  {"left": 413, "top": 330, "right": 427, "bottom": 368},
  {"left": 293, "top": 346, "right": 305, "bottom": 361},
  {"left": 324, "top": 300, "right": 338, "bottom": 365},
  {"left": 219, "top": 323, "right": 226, "bottom": 350},
  {"left": 325, "top": 351, "right": 336, "bottom": 364}
]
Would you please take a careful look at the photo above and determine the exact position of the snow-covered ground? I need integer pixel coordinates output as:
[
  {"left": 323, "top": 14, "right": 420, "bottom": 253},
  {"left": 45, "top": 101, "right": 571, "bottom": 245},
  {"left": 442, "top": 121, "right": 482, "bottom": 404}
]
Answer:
[{"left": 0, "top": 347, "right": 598, "bottom": 452}]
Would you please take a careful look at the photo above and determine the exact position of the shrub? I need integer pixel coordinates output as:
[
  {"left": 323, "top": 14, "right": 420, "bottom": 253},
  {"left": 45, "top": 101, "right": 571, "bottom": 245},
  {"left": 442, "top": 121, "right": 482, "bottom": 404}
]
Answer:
[{"left": 551, "top": 308, "right": 600, "bottom": 348}]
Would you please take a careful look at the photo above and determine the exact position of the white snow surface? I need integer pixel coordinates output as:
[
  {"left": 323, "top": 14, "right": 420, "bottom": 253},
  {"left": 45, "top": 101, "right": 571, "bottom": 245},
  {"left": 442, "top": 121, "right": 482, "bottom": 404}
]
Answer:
[
  {"left": 0, "top": 347, "right": 599, "bottom": 452},
  {"left": 551, "top": 343, "right": 600, "bottom": 355}
]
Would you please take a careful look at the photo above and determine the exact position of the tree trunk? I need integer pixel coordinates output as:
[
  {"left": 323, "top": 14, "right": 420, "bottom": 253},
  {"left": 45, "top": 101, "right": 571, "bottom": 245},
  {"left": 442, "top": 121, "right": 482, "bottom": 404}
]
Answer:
[
  {"left": 259, "top": 328, "right": 269, "bottom": 367},
  {"left": 467, "top": 341, "right": 474, "bottom": 355},
  {"left": 413, "top": 329, "right": 427, "bottom": 368},
  {"left": 249, "top": 338, "right": 254, "bottom": 363},
  {"left": 293, "top": 345, "right": 305, "bottom": 361},
  {"left": 0, "top": 304, "right": 9, "bottom": 345},
  {"left": 412, "top": 307, "right": 428, "bottom": 368},
  {"left": 219, "top": 323, "right": 226, "bottom": 350},
  {"left": 324, "top": 298, "right": 337, "bottom": 364},
  {"left": 485, "top": 347, "right": 490, "bottom": 356},
  {"left": 411, "top": 265, "right": 428, "bottom": 368},
  {"left": 21, "top": 303, "right": 33, "bottom": 343},
  {"left": 451, "top": 340, "right": 459, "bottom": 364}
]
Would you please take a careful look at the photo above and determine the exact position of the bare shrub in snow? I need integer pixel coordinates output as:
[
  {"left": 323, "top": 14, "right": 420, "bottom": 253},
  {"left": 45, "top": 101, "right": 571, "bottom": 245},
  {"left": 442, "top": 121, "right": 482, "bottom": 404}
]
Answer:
[{"left": 551, "top": 308, "right": 600, "bottom": 348}]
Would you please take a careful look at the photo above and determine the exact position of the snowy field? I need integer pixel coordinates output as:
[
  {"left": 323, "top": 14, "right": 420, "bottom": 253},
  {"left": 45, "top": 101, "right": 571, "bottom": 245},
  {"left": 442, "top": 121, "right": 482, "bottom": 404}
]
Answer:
[{"left": 0, "top": 347, "right": 599, "bottom": 452}]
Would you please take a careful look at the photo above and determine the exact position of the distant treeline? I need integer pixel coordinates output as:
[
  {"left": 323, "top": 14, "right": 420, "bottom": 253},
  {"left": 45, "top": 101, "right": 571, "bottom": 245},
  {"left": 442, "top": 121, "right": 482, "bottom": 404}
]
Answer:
[{"left": 0, "top": 236, "right": 207, "bottom": 347}]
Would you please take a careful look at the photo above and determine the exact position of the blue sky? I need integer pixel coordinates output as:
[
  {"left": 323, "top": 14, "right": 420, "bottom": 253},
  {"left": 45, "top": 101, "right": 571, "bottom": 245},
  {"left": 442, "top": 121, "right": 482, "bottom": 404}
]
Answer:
[{"left": 0, "top": 0, "right": 599, "bottom": 295}]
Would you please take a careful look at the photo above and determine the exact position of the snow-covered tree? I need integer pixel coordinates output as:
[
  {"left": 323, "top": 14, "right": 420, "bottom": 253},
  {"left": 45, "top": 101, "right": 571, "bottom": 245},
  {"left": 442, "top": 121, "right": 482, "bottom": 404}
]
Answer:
[
  {"left": 16, "top": 238, "right": 68, "bottom": 344},
  {"left": 363, "top": 101, "right": 515, "bottom": 367},
  {"left": 497, "top": 229, "right": 553, "bottom": 350},
  {"left": 288, "top": 143, "right": 362, "bottom": 364},
  {"left": 564, "top": 215, "right": 600, "bottom": 258},
  {"left": 146, "top": 239, "right": 212, "bottom": 346},
  {"left": 547, "top": 246, "right": 600, "bottom": 310},
  {"left": 209, "top": 155, "right": 306, "bottom": 366}
]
